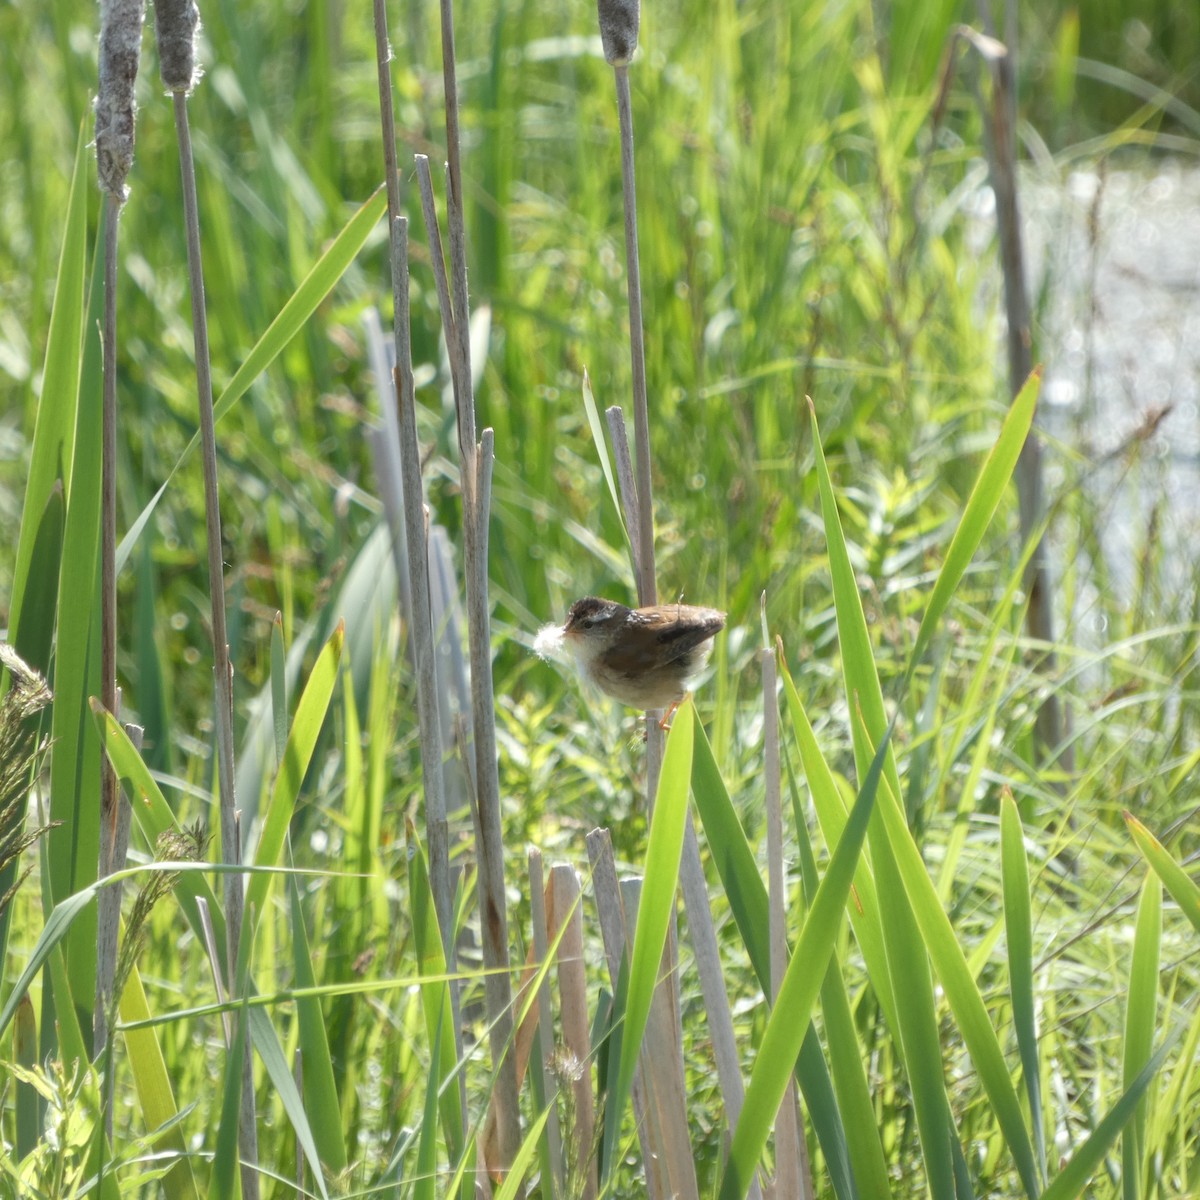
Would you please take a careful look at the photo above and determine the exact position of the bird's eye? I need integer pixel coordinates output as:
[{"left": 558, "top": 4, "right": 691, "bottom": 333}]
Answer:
[{"left": 580, "top": 617, "right": 595, "bottom": 629}]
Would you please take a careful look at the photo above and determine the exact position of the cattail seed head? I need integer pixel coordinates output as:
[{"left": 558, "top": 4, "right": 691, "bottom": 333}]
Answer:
[
  {"left": 597, "top": 0, "right": 639, "bottom": 65},
  {"left": 153, "top": 0, "right": 202, "bottom": 94},
  {"left": 95, "top": 0, "right": 147, "bottom": 199}
]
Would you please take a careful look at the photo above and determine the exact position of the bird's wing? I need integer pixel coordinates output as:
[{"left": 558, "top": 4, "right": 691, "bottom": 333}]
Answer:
[{"left": 633, "top": 605, "right": 726, "bottom": 660}]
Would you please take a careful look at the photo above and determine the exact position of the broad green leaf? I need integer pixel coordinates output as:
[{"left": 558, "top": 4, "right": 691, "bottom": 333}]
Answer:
[
  {"left": 909, "top": 368, "right": 1043, "bottom": 671},
  {"left": 609, "top": 702, "right": 694, "bottom": 1173},
  {"left": 242, "top": 621, "right": 344, "bottom": 930},
  {"left": 288, "top": 875, "right": 348, "bottom": 1174},
  {"left": 1040, "top": 1036, "right": 1177, "bottom": 1200},
  {"left": 407, "top": 819, "right": 465, "bottom": 1162},
  {"left": 8, "top": 119, "right": 88, "bottom": 641},
  {"left": 690, "top": 720, "right": 855, "bottom": 1200},
  {"left": 116, "top": 186, "right": 389, "bottom": 573},
  {"left": 793, "top": 782, "right": 892, "bottom": 1200},
  {"left": 718, "top": 718, "right": 885, "bottom": 1200},
  {"left": 88, "top": 706, "right": 332, "bottom": 1199},
  {"left": 1122, "top": 870, "right": 1161, "bottom": 1200},
  {"left": 1126, "top": 815, "right": 1200, "bottom": 935},
  {"left": 492, "top": 1105, "right": 553, "bottom": 1200},
  {"left": 809, "top": 399, "right": 957, "bottom": 1200},
  {"left": 119, "top": 966, "right": 201, "bottom": 1200},
  {"left": 581, "top": 369, "right": 631, "bottom": 558},
  {"left": 1001, "top": 794, "right": 1044, "bottom": 1183}
]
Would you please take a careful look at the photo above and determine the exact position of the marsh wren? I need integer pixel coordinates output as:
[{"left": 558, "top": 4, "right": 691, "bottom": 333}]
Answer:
[{"left": 537, "top": 596, "right": 726, "bottom": 715}]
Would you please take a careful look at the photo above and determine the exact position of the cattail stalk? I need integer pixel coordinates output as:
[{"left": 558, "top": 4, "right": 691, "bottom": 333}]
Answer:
[
  {"left": 94, "top": 0, "right": 145, "bottom": 1062},
  {"left": 152, "top": 0, "right": 258, "bottom": 1189},
  {"left": 421, "top": 0, "right": 523, "bottom": 1173},
  {"left": 371, "top": 0, "right": 466, "bottom": 1109}
]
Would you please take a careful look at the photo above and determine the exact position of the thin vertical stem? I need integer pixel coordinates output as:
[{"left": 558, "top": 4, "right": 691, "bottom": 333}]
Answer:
[
  {"left": 975, "top": 3, "right": 1070, "bottom": 773},
  {"left": 613, "top": 65, "right": 655, "bottom": 611},
  {"left": 373, "top": 0, "right": 466, "bottom": 1127},
  {"left": 429, "top": 0, "right": 521, "bottom": 1172},
  {"left": 172, "top": 88, "right": 257, "bottom": 1197},
  {"left": 97, "top": 198, "right": 120, "bottom": 1058},
  {"left": 528, "top": 849, "right": 564, "bottom": 1200},
  {"left": 764, "top": 643, "right": 812, "bottom": 1200},
  {"left": 465, "top": 431, "right": 522, "bottom": 1176}
]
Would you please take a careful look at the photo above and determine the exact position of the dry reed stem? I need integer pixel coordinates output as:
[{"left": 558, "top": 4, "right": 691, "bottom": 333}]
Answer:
[
  {"left": 604, "top": 405, "right": 642, "bottom": 579},
  {"left": 528, "top": 848, "right": 564, "bottom": 1198},
  {"left": 612, "top": 64, "right": 654, "bottom": 612},
  {"left": 464, "top": 431, "right": 523, "bottom": 1177},
  {"left": 963, "top": 8, "right": 1071, "bottom": 775},
  {"left": 678, "top": 813, "right": 762, "bottom": 1199},
  {"left": 372, "top": 0, "right": 463, "bottom": 1083},
  {"left": 95, "top": 0, "right": 141, "bottom": 1084},
  {"left": 95, "top": 714, "right": 139, "bottom": 1129},
  {"left": 97, "top": 200, "right": 121, "bottom": 1053},
  {"left": 585, "top": 829, "right": 668, "bottom": 1200},
  {"left": 619, "top": 879, "right": 699, "bottom": 1200},
  {"left": 547, "top": 865, "right": 596, "bottom": 1200},
  {"left": 763, "top": 641, "right": 812, "bottom": 1200},
  {"left": 422, "top": 0, "right": 521, "bottom": 1164},
  {"left": 169, "top": 86, "right": 258, "bottom": 1194}
]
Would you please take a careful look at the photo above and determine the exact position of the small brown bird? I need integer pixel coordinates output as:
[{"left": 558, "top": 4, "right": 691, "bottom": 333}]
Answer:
[{"left": 544, "top": 596, "right": 726, "bottom": 717}]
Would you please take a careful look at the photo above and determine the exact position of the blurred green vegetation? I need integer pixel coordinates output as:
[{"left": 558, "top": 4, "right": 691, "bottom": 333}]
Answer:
[{"left": 1, "top": 0, "right": 1198, "bottom": 1193}]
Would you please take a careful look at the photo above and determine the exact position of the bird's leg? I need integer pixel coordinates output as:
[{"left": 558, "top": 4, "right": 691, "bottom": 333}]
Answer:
[{"left": 658, "top": 700, "right": 681, "bottom": 731}]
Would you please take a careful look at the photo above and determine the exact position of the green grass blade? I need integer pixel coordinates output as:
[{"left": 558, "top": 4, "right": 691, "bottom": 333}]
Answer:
[
  {"left": 242, "top": 620, "right": 344, "bottom": 932},
  {"left": 116, "top": 186, "right": 389, "bottom": 572},
  {"left": 717, "top": 718, "right": 886, "bottom": 1200},
  {"left": 1040, "top": 1035, "right": 1178, "bottom": 1200},
  {"left": 581, "top": 370, "right": 631, "bottom": 555},
  {"left": 287, "top": 873, "right": 348, "bottom": 1174},
  {"left": 809, "top": 402, "right": 957, "bottom": 1200},
  {"left": 0, "top": 485, "right": 62, "bottom": 965},
  {"left": 777, "top": 654, "right": 894, "bottom": 1029},
  {"left": 689, "top": 724, "right": 769, "bottom": 982},
  {"left": 413, "top": 1003, "right": 444, "bottom": 1200},
  {"left": 871, "top": 733, "right": 1040, "bottom": 1200},
  {"left": 88, "top": 704, "right": 331, "bottom": 1199},
  {"left": 270, "top": 612, "right": 288, "bottom": 766},
  {"left": 1122, "top": 870, "right": 1161, "bottom": 1200},
  {"left": 1126, "top": 815, "right": 1200, "bottom": 935},
  {"left": 13, "top": 994, "right": 37, "bottom": 1160},
  {"left": 810, "top": 399, "right": 1042, "bottom": 1198},
  {"left": 0, "top": 885, "right": 94, "bottom": 1038},
  {"left": 1001, "top": 793, "right": 1044, "bottom": 1183},
  {"left": 7, "top": 118, "right": 88, "bottom": 643},
  {"left": 792, "top": 780, "right": 892, "bottom": 1200},
  {"left": 690, "top": 719, "right": 855, "bottom": 1199},
  {"left": 118, "top": 967, "right": 201, "bottom": 1200},
  {"left": 90, "top": 700, "right": 226, "bottom": 940},
  {"left": 207, "top": 1004, "right": 247, "bottom": 1200},
  {"left": 492, "top": 1105, "right": 553, "bottom": 1200},
  {"left": 41, "top": 192, "right": 106, "bottom": 1047},
  {"left": 909, "top": 368, "right": 1043, "bottom": 671},
  {"left": 407, "top": 819, "right": 465, "bottom": 1162},
  {"left": 611, "top": 702, "right": 694, "bottom": 1161}
]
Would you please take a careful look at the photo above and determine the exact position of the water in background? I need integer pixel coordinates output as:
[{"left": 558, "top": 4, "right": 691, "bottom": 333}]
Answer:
[{"left": 981, "top": 162, "right": 1200, "bottom": 629}]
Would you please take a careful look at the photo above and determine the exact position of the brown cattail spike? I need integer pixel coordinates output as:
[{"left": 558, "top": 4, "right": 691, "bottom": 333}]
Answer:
[
  {"left": 95, "top": 0, "right": 147, "bottom": 198},
  {"left": 597, "top": 0, "right": 639, "bottom": 65},
  {"left": 153, "top": 0, "right": 202, "bottom": 94}
]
